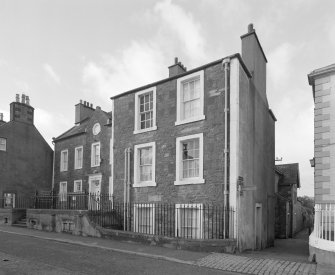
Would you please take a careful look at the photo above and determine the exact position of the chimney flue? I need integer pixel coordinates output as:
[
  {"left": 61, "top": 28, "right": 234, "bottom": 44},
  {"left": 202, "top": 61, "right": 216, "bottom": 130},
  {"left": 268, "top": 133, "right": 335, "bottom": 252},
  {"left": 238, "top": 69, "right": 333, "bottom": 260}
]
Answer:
[
  {"left": 175, "top": 57, "right": 178, "bottom": 64},
  {"left": 0, "top": 113, "right": 3, "bottom": 121},
  {"left": 16, "top": 94, "right": 20, "bottom": 102},
  {"left": 90, "top": 103, "right": 93, "bottom": 108},
  {"left": 248, "top": 23, "right": 254, "bottom": 33},
  {"left": 21, "top": 94, "right": 26, "bottom": 104},
  {"left": 80, "top": 99, "right": 83, "bottom": 104},
  {"left": 26, "top": 96, "right": 30, "bottom": 106}
]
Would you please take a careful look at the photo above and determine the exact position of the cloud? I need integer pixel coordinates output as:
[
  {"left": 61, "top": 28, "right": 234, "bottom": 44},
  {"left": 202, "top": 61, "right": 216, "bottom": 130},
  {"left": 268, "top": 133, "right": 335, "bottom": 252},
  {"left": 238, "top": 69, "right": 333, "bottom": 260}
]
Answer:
[
  {"left": 43, "top": 63, "right": 61, "bottom": 85},
  {"left": 35, "top": 108, "right": 70, "bottom": 147},
  {"left": 82, "top": 0, "right": 208, "bottom": 101},
  {"left": 154, "top": 0, "right": 206, "bottom": 63},
  {"left": 83, "top": 41, "right": 166, "bottom": 100}
]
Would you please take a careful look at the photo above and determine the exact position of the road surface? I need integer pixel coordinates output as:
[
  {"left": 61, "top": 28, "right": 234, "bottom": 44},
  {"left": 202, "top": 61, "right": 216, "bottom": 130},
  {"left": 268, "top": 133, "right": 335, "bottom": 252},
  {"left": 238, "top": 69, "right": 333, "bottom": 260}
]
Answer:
[{"left": 0, "top": 231, "right": 238, "bottom": 275}]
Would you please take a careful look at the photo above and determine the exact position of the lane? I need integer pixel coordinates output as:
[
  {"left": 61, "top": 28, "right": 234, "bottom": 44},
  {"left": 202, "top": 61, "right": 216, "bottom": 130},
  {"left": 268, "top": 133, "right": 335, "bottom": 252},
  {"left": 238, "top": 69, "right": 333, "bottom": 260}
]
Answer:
[{"left": 0, "top": 231, "right": 238, "bottom": 275}]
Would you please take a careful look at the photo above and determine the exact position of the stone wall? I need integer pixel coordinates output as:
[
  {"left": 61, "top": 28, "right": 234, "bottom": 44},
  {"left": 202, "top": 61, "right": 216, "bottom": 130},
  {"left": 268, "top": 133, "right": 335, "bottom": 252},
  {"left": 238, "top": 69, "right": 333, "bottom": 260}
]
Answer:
[
  {"left": 113, "top": 63, "right": 227, "bottom": 204},
  {"left": 54, "top": 108, "right": 111, "bottom": 194}
]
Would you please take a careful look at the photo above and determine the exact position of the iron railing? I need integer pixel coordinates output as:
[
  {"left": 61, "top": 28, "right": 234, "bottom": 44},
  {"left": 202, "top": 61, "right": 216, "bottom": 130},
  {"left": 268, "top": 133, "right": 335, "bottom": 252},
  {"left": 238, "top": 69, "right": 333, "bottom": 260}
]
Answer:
[
  {"left": 314, "top": 204, "right": 335, "bottom": 241},
  {"left": 0, "top": 193, "right": 235, "bottom": 240},
  {"left": 89, "top": 201, "right": 235, "bottom": 239}
]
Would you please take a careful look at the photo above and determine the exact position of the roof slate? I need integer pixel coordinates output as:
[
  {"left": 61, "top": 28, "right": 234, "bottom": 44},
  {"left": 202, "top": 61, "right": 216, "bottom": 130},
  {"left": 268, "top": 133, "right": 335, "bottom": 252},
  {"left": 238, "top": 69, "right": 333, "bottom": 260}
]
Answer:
[{"left": 275, "top": 163, "right": 300, "bottom": 188}]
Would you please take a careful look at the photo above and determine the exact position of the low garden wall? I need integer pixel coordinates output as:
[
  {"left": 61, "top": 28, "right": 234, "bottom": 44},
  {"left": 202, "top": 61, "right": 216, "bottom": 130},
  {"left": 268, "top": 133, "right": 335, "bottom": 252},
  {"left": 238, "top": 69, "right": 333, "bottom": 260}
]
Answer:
[
  {"left": 0, "top": 208, "right": 26, "bottom": 225},
  {"left": 26, "top": 209, "right": 237, "bottom": 253}
]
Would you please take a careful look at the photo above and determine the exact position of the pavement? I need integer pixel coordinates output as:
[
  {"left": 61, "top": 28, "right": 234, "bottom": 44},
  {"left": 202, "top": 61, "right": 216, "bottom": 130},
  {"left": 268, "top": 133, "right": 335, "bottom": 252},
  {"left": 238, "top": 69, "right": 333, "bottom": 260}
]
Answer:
[{"left": 0, "top": 225, "right": 330, "bottom": 275}]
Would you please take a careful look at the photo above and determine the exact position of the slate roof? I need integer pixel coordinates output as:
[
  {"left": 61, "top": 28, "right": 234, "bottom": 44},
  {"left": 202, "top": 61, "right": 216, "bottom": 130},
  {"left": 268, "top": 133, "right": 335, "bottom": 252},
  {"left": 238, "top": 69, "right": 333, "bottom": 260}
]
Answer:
[
  {"left": 275, "top": 163, "right": 300, "bottom": 188},
  {"left": 53, "top": 117, "right": 90, "bottom": 141}
]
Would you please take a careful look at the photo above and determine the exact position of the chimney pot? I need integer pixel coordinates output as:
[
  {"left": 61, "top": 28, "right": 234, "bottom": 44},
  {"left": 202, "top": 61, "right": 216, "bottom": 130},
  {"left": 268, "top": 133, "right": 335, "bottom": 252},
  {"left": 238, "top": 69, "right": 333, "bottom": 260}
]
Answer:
[
  {"left": 0, "top": 113, "right": 3, "bottom": 121},
  {"left": 248, "top": 23, "right": 254, "bottom": 33},
  {"left": 21, "top": 94, "right": 26, "bottom": 104},
  {"left": 16, "top": 94, "right": 20, "bottom": 102},
  {"left": 84, "top": 101, "right": 87, "bottom": 105},
  {"left": 26, "top": 96, "right": 30, "bottom": 106},
  {"left": 90, "top": 103, "right": 93, "bottom": 108},
  {"left": 175, "top": 57, "right": 178, "bottom": 64},
  {"left": 80, "top": 99, "right": 83, "bottom": 104}
]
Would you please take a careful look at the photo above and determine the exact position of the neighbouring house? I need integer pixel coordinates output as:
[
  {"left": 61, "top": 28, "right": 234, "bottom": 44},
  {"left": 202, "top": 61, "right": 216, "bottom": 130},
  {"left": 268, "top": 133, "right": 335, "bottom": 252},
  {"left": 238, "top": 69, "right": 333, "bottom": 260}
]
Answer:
[
  {"left": 110, "top": 24, "right": 276, "bottom": 251},
  {"left": 0, "top": 94, "right": 53, "bottom": 207},
  {"left": 308, "top": 63, "right": 335, "bottom": 264},
  {"left": 52, "top": 101, "right": 112, "bottom": 206},
  {"left": 275, "top": 163, "right": 306, "bottom": 238}
]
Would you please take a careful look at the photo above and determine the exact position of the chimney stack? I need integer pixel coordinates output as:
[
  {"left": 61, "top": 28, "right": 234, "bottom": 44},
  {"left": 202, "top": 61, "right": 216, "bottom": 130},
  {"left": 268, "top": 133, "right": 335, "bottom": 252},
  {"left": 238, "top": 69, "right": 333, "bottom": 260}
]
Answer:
[
  {"left": 0, "top": 113, "right": 3, "bottom": 121},
  {"left": 241, "top": 23, "right": 268, "bottom": 105},
  {"left": 168, "top": 57, "right": 187, "bottom": 77},
  {"left": 75, "top": 99, "right": 95, "bottom": 124},
  {"left": 10, "top": 93, "right": 34, "bottom": 124}
]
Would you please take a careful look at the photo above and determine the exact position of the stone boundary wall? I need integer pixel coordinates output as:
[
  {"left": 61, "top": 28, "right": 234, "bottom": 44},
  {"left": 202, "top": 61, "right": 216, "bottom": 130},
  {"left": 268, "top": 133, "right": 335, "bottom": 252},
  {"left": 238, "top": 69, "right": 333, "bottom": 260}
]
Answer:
[
  {"left": 0, "top": 208, "right": 26, "bottom": 225},
  {"left": 26, "top": 209, "right": 237, "bottom": 253},
  {"left": 27, "top": 209, "right": 101, "bottom": 237}
]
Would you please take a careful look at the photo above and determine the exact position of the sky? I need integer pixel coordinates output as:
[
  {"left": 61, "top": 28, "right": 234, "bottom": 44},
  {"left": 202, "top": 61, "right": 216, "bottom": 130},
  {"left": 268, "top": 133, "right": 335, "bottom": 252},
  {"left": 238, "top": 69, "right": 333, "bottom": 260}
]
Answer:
[{"left": 0, "top": 0, "right": 334, "bottom": 197}]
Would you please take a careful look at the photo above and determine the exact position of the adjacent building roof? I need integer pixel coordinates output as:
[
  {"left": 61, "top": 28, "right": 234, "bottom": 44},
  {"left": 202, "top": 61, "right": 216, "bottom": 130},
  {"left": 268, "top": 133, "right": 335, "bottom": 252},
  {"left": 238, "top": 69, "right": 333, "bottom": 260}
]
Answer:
[
  {"left": 53, "top": 117, "right": 89, "bottom": 142},
  {"left": 275, "top": 163, "right": 300, "bottom": 188},
  {"left": 308, "top": 63, "right": 335, "bottom": 85}
]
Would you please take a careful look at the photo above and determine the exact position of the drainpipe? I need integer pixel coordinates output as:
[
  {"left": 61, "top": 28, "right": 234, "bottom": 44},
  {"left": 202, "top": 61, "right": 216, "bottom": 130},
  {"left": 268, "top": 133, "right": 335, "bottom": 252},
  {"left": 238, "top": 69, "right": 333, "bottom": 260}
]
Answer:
[
  {"left": 51, "top": 140, "right": 55, "bottom": 191},
  {"left": 127, "top": 148, "right": 131, "bottom": 231},
  {"left": 222, "top": 58, "right": 230, "bottom": 236},
  {"left": 123, "top": 148, "right": 128, "bottom": 231}
]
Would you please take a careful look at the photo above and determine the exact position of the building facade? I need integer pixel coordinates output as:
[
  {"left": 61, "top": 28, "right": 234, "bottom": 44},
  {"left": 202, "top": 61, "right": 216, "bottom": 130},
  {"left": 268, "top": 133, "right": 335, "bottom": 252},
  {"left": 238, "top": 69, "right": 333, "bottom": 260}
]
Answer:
[
  {"left": 53, "top": 101, "right": 112, "bottom": 203},
  {"left": 0, "top": 94, "right": 53, "bottom": 207},
  {"left": 110, "top": 24, "right": 276, "bottom": 251},
  {"left": 275, "top": 163, "right": 305, "bottom": 238},
  {"left": 308, "top": 64, "right": 335, "bottom": 263}
]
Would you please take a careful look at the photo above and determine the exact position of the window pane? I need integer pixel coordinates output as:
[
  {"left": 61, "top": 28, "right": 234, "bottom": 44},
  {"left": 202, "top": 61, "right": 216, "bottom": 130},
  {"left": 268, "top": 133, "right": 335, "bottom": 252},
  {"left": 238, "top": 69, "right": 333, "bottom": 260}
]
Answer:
[
  {"left": 139, "top": 92, "right": 153, "bottom": 130},
  {"left": 139, "top": 147, "right": 153, "bottom": 182},
  {"left": 136, "top": 206, "right": 154, "bottom": 234},
  {"left": 182, "top": 139, "right": 199, "bottom": 179},
  {"left": 182, "top": 78, "right": 200, "bottom": 120}
]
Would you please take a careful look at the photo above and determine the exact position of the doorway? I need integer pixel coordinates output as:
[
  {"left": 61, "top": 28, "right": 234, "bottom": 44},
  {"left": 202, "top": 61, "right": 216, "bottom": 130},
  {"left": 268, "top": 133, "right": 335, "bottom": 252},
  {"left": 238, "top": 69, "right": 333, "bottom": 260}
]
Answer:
[
  {"left": 255, "top": 203, "right": 262, "bottom": 250},
  {"left": 88, "top": 175, "right": 102, "bottom": 210}
]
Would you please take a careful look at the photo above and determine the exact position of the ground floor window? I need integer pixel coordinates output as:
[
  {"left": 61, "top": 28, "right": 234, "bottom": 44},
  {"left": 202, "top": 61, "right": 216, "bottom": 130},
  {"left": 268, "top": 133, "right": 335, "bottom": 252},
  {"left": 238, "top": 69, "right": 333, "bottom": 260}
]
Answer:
[
  {"left": 175, "top": 204, "right": 203, "bottom": 239},
  {"left": 134, "top": 204, "right": 155, "bottom": 234},
  {"left": 59, "top": 182, "right": 67, "bottom": 202},
  {"left": 3, "top": 193, "right": 15, "bottom": 208}
]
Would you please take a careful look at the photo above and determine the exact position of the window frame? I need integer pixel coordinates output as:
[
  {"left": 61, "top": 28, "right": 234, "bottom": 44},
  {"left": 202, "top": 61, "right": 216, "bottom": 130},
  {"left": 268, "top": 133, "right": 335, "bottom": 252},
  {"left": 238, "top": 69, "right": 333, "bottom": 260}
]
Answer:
[
  {"left": 0, "top": 137, "right": 6, "bottom": 151},
  {"left": 134, "top": 87, "right": 157, "bottom": 134},
  {"left": 175, "top": 203, "right": 203, "bottom": 239},
  {"left": 134, "top": 203, "right": 155, "bottom": 234},
  {"left": 91, "top": 142, "right": 101, "bottom": 167},
  {"left": 133, "top": 142, "right": 156, "bottom": 187},
  {"left": 59, "top": 181, "right": 67, "bottom": 202},
  {"left": 73, "top": 180, "right": 82, "bottom": 193},
  {"left": 175, "top": 70, "right": 205, "bottom": 125},
  {"left": 174, "top": 133, "right": 204, "bottom": 185},
  {"left": 74, "top": 146, "right": 83, "bottom": 170},
  {"left": 60, "top": 149, "right": 68, "bottom": 172}
]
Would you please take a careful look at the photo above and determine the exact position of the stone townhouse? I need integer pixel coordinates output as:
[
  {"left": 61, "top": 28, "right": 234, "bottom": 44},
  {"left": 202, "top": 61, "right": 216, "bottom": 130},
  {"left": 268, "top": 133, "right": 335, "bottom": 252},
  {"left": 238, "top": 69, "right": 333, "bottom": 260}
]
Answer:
[
  {"left": 53, "top": 101, "right": 112, "bottom": 204},
  {"left": 110, "top": 24, "right": 276, "bottom": 251},
  {"left": 308, "top": 63, "right": 335, "bottom": 263},
  {"left": 0, "top": 94, "right": 53, "bottom": 207}
]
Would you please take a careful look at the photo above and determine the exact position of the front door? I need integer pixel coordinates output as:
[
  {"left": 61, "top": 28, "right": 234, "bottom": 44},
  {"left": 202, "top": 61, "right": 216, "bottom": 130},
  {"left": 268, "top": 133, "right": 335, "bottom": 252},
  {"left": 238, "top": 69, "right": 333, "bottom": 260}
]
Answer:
[{"left": 89, "top": 175, "right": 101, "bottom": 210}]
